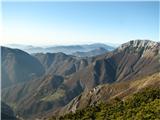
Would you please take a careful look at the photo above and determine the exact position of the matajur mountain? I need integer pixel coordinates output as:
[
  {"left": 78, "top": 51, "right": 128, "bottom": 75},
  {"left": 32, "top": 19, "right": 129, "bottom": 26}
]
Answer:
[{"left": 1, "top": 40, "right": 160, "bottom": 120}]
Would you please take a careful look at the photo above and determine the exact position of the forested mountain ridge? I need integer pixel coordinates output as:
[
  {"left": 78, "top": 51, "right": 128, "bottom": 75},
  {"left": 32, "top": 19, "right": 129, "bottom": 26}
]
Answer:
[{"left": 54, "top": 87, "right": 160, "bottom": 120}]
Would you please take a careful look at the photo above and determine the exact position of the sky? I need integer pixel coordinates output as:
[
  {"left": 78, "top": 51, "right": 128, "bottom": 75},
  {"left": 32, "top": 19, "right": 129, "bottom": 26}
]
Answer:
[{"left": 1, "top": 1, "right": 159, "bottom": 46}]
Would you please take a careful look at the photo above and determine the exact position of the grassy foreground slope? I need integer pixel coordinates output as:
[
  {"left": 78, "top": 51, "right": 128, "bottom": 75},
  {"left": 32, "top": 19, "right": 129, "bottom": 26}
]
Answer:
[
  {"left": 47, "top": 73, "right": 160, "bottom": 120},
  {"left": 49, "top": 88, "right": 160, "bottom": 120}
]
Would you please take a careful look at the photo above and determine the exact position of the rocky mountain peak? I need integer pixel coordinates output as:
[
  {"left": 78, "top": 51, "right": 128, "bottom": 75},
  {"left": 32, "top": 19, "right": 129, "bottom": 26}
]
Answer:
[
  {"left": 122, "top": 40, "right": 158, "bottom": 48},
  {"left": 117, "top": 40, "right": 159, "bottom": 57}
]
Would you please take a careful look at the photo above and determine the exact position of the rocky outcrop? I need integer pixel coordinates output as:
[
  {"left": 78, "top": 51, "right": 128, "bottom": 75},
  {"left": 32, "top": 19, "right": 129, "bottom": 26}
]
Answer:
[{"left": 58, "top": 73, "right": 160, "bottom": 115}]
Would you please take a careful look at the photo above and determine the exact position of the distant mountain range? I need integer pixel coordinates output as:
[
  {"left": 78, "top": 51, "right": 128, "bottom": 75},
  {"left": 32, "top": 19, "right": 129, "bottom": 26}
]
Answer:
[
  {"left": 5, "top": 43, "right": 115, "bottom": 54},
  {"left": 1, "top": 40, "right": 160, "bottom": 120},
  {"left": 72, "top": 47, "right": 108, "bottom": 57}
]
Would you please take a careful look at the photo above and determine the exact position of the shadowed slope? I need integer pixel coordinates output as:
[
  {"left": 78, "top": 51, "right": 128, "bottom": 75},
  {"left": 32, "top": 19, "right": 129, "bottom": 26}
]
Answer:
[{"left": 1, "top": 47, "right": 45, "bottom": 88}]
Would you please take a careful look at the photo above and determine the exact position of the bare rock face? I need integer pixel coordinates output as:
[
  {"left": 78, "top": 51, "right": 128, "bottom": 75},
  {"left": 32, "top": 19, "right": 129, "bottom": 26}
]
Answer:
[{"left": 117, "top": 40, "right": 159, "bottom": 57}]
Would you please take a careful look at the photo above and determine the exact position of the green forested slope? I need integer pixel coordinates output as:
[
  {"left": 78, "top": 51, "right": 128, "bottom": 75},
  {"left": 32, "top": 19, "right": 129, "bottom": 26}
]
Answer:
[{"left": 49, "top": 88, "right": 160, "bottom": 120}]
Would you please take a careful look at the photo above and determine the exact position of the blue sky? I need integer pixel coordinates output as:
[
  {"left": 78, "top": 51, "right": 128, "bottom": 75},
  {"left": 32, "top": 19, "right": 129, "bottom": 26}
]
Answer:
[{"left": 1, "top": 1, "right": 159, "bottom": 45}]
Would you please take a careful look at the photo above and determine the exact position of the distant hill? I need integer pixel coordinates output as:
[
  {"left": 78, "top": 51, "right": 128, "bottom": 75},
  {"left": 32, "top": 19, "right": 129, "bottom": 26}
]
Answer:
[{"left": 72, "top": 47, "right": 108, "bottom": 57}]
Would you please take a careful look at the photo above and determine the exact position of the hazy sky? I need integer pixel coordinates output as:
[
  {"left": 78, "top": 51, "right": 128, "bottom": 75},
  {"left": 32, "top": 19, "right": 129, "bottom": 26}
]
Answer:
[{"left": 1, "top": 1, "right": 159, "bottom": 46}]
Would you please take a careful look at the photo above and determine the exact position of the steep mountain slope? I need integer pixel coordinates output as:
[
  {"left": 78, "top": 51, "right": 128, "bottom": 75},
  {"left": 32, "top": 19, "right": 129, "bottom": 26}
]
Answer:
[
  {"left": 62, "top": 40, "right": 159, "bottom": 89},
  {"left": 58, "top": 73, "right": 160, "bottom": 116},
  {"left": 57, "top": 87, "right": 160, "bottom": 120},
  {"left": 1, "top": 40, "right": 159, "bottom": 119},
  {"left": 1, "top": 47, "right": 45, "bottom": 88},
  {"left": 72, "top": 47, "right": 108, "bottom": 57},
  {"left": 2, "top": 74, "right": 85, "bottom": 119},
  {"left": 114, "top": 40, "right": 159, "bottom": 81},
  {"left": 33, "top": 53, "right": 92, "bottom": 76}
]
